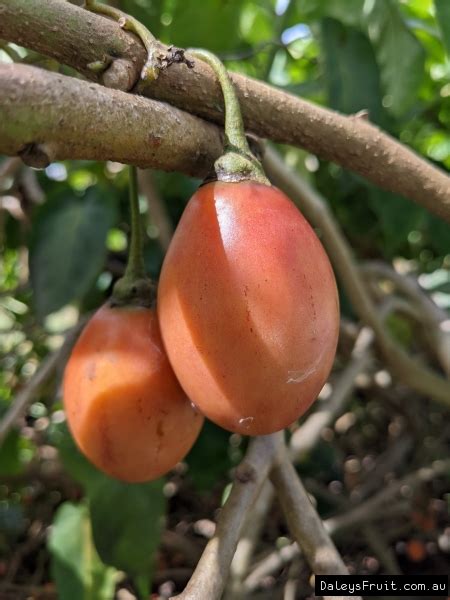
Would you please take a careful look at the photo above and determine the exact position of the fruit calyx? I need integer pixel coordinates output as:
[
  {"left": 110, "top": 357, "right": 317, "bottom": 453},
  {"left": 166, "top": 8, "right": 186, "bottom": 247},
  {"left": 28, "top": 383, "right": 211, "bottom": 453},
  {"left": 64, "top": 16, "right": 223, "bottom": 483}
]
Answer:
[
  {"left": 111, "top": 166, "right": 156, "bottom": 308},
  {"left": 189, "top": 49, "right": 270, "bottom": 186}
]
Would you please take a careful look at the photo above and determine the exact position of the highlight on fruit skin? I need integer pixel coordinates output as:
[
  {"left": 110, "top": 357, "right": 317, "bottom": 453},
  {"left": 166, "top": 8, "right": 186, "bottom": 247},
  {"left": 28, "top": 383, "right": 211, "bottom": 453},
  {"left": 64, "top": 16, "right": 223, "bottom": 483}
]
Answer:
[
  {"left": 63, "top": 303, "right": 204, "bottom": 482},
  {"left": 158, "top": 180, "right": 340, "bottom": 436}
]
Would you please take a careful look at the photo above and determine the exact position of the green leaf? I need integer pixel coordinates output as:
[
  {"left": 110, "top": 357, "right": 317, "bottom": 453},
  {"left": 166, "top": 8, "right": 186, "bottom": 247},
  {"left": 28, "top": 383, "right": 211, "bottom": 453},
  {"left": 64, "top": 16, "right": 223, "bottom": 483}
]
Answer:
[
  {"left": 89, "top": 478, "right": 166, "bottom": 578},
  {"left": 186, "top": 420, "right": 233, "bottom": 491},
  {"left": 51, "top": 422, "right": 106, "bottom": 492},
  {"left": 29, "top": 187, "right": 117, "bottom": 318},
  {"left": 434, "top": 0, "right": 450, "bottom": 55},
  {"left": 365, "top": 0, "right": 425, "bottom": 116},
  {"left": 48, "top": 502, "right": 118, "bottom": 600},
  {"left": 321, "top": 18, "right": 385, "bottom": 124},
  {"left": 52, "top": 423, "right": 165, "bottom": 586},
  {"left": 163, "top": 0, "right": 242, "bottom": 51},
  {"left": 425, "top": 213, "right": 450, "bottom": 257},
  {"left": 385, "top": 313, "right": 414, "bottom": 349},
  {"left": 121, "top": 0, "right": 165, "bottom": 38},
  {"left": 367, "top": 188, "right": 426, "bottom": 256},
  {"left": 0, "top": 429, "right": 32, "bottom": 477},
  {"left": 298, "top": 0, "right": 364, "bottom": 27}
]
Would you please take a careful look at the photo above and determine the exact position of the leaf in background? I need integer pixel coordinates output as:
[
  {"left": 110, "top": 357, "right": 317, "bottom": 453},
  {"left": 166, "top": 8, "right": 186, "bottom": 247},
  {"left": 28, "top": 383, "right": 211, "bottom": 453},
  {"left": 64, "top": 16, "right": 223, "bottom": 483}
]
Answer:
[
  {"left": 364, "top": 0, "right": 425, "bottom": 117},
  {"left": 385, "top": 313, "right": 414, "bottom": 349},
  {"left": 52, "top": 421, "right": 106, "bottom": 492},
  {"left": 425, "top": 213, "right": 450, "bottom": 257},
  {"left": 163, "top": 0, "right": 242, "bottom": 51},
  {"left": 367, "top": 188, "right": 426, "bottom": 257},
  {"left": 89, "top": 478, "right": 165, "bottom": 579},
  {"left": 186, "top": 420, "right": 233, "bottom": 491},
  {"left": 48, "top": 502, "right": 118, "bottom": 600},
  {"left": 0, "top": 502, "right": 26, "bottom": 540},
  {"left": 120, "top": 0, "right": 166, "bottom": 38},
  {"left": 52, "top": 423, "right": 165, "bottom": 591},
  {"left": 321, "top": 18, "right": 385, "bottom": 124},
  {"left": 239, "top": 2, "right": 274, "bottom": 46},
  {"left": 0, "top": 429, "right": 33, "bottom": 477},
  {"left": 434, "top": 0, "right": 450, "bottom": 56},
  {"left": 29, "top": 187, "right": 117, "bottom": 318},
  {"left": 298, "top": 0, "right": 365, "bottom": 27}
]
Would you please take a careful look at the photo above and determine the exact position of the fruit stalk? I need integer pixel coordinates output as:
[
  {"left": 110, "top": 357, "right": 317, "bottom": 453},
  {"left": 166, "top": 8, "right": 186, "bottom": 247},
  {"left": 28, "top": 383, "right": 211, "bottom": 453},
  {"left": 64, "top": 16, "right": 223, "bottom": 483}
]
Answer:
[
  {"left": 112, "top": 166, "right": 155, "bottom": 306},
  {"left": 189, "top": 49, "right": 269, "bottom": 185},
  {"left": 125, "top": 165, "right": 145, "bottom": 282}
]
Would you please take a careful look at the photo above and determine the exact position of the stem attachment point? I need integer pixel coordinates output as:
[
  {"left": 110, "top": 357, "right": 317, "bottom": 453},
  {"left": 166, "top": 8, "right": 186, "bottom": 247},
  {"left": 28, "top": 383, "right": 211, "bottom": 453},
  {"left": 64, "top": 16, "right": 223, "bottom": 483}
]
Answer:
[{"left": 188, "top": 49, "right": 270, "bottom": 186}]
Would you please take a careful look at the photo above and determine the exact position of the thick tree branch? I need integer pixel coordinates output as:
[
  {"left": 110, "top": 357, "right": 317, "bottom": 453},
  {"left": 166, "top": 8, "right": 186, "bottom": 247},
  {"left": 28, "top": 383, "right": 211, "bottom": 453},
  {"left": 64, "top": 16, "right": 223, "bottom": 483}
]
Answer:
[
  {"left": 0, "top": 63, "right": 222, "bottom": 176},
  {"left": 263, "top": 147, "right": 450, "bottom": 407},
  {"left": 225, "top": 482, "right": 275, "bottom": 600},
  {"left": 1, "top": 0, "right": 449, "bottom": 222},
  {"left": 172, "top": 433, "right": 284, "bottom": 600}
]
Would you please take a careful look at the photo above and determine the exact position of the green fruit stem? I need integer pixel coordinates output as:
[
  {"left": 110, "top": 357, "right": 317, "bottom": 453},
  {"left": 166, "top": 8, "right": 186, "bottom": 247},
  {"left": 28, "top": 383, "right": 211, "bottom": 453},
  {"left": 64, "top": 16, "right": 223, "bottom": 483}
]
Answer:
[
  {"left": 125, "top": 165, "right": 145, "bottom": 281},
  {"left": 189, "top": 49, "right": 270, "bottom": 185},
  {"left": 112, "top": 167, "right": 155, "bottom": 307},
  {"left": 84, "top": 1, "right": 160, "bottom": 80}
]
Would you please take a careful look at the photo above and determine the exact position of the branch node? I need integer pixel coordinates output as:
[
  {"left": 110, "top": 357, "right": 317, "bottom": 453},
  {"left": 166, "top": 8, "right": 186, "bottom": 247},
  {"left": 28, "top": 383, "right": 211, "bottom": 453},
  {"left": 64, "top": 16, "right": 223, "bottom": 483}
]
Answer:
[
  {"left": 166, "top": 46, "right": 195, "bottom": 69},
  {"left": 18, "top": 142, "right": 55, "bottom": 169},
  {"left": 140, "top": 45, "right": 195, "bottom": 84},
  {"left": 102, "top": 57, "right": 136, "bottom": 90},
  {"left": 235, "top": 463, "right": 256, "bottom": 484},
  {"left": 353, "top": 109, "right": 370, "bottom": 120}
]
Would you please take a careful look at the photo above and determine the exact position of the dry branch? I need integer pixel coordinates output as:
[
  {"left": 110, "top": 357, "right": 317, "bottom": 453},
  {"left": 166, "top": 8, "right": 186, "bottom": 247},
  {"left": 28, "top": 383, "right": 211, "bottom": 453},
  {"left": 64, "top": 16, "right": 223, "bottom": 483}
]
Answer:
[
  {"left": 271, "top": 451, "right": 350, "bottom": 577},
  {"left": 361, "top": 261, "right": 450, "bottom": 376},
  {"left": 172, "top": 433, "right": 284, "bottom": 600},
  {"left": 1, "top": 0, "right": 450, "bottom": 221},
  {"left": 0, "top": 63, "right": 222, "bottom": 176},
  {"left": 226, "top": 482, "right": 275, "bottom": 600},
  {"left": 245, "top": 458, "right": 450, "bottom": 590},
  {"left": 289, "top": 323, "right": 374, "bottom": 460},
  {"left": 0, "top": 156, "right": 21, "bottom": 181}
]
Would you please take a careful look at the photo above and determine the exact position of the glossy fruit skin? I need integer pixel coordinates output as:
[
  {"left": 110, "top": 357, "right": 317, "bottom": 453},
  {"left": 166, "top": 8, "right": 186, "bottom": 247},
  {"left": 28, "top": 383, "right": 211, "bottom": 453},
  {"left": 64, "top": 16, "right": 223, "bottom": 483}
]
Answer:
[
  {"left": 63, "top": 304, "right": 203, "bottom": 482},
  {"left": 158, "top": 181, "right": 339, "bottom": 436}
]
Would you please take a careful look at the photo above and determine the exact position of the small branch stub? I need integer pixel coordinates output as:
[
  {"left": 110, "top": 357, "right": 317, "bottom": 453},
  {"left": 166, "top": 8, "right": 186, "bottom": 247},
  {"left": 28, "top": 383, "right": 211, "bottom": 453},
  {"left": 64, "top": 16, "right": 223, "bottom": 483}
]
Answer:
[
  {"left": 85, "top": 1, "right": 194, "bottom": 83},
  {"left": 18, "top": 142, "right": 54, "bottom": 169}
]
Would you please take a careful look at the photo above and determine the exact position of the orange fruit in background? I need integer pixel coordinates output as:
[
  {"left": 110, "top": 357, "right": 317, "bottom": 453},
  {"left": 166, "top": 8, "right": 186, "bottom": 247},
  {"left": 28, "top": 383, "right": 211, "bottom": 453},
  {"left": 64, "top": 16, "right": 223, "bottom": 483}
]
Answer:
[
  {"left": 406, "top": 539, "right": 427, "bottom": 563},
  {"left": 63, "top": 304, "right": 204, "bottom": 482}
]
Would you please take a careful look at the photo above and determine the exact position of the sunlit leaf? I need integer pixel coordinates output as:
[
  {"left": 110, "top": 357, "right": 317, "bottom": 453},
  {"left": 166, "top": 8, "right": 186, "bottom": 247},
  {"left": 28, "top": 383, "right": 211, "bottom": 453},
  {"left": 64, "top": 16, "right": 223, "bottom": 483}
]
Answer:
[
  {"left": 434, "top": 0, "right": 450, "bottom": 55},
  {"left": 365, "top": 0, "right": 425, "bottom": 116},
  {"left": 48, "top": 502, "right": 117, "bottom": 600},
  {"left": 321, "top": 18, "right": 385, "bottom": 124},
  {"left": 163, "top": 0, "right": 242, "bottom": 51},
  {"left": 367, "top": 188, "right": 426, "bottom": 256}
]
